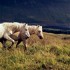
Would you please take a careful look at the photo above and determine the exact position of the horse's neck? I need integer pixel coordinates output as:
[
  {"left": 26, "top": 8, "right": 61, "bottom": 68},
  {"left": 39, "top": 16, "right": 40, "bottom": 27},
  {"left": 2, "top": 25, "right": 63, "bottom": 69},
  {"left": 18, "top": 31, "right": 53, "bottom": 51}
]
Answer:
[
  {"left": 29, "top": 26, "right": 37, "bottom": 35},
  {"left": 18, "top": 24, "right": 23, "bottom": 31},
  {"left": 12, "top": 23, "right": 23, "bottom": 32},
  {"left": 2, "top": 22, "right": 21, "bottom": 33},
  {"left": 7, "top": 24, "right": 19, "bottom": 33}
]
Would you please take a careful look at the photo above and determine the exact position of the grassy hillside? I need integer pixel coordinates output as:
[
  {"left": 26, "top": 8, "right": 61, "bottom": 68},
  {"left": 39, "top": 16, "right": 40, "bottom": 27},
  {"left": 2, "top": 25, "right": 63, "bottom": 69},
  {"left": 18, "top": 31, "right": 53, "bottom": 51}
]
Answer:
[{"left": 0, "top": 32, "right": 70, "bottom": 70}]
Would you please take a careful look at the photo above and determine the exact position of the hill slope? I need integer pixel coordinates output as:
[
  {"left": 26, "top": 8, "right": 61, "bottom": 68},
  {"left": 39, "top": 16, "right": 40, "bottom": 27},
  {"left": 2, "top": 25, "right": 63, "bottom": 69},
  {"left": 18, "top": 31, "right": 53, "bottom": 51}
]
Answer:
[{"left": 0, "top": 32, "right": 70, "bottom": 70}]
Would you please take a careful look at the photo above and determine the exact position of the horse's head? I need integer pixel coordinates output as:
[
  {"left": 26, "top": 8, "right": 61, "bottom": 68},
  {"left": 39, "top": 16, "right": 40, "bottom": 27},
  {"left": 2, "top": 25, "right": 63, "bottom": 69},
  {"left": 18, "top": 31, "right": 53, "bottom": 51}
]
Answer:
[
  {"left": 36, "top": 25, "right": 44, "bottom": 39},
  {"left": 22, "top": 24, "right": 30, "bottom": 39}
]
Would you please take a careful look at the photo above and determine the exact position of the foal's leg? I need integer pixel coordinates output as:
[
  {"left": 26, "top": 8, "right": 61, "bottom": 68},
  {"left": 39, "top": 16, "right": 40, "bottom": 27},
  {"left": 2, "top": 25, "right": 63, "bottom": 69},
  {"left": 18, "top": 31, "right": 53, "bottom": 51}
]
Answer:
[
  {"left": 16, "top": 40, "right": 21, "bottom": 48},
  {"left": 23, "top": 39, "right": 27, "bottom": 51},
  {"left": 16, "top": 33, "right": 22, "bottom": 48}
]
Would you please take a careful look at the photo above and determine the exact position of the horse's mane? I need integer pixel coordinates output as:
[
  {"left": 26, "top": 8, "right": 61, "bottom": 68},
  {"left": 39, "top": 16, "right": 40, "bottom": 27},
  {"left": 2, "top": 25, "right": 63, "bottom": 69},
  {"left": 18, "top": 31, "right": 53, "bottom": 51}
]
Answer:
[
  {"left": 28, "top": 25, "right": 38, "bottom": 34},
  {"left": 2, "top": 22, "right": 27, "bottom": 33}
]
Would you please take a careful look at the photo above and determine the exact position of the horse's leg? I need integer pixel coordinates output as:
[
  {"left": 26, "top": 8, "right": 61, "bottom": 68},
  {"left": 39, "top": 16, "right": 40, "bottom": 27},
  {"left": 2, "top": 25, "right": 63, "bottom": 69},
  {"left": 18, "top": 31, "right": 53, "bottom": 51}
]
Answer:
[
  {"left": 3, "top": 33, "right": 15, "bottom": 49},
  {"left": 16, "top": 39, "right": 21, "bottom": 48},
  {"left": 16, "top": 33, "right": 22, "bottom": 48},
  {"left": 1, "top": 38, "right": 7, "bottom": 48},
  {"left": 3, "top": 40, "right": 7, "bottom": 48},
  {"left": 23, "top": 39, "right": 27, "bottom": 51},
  {"left": 4, "top": 33, "right": 15, "bottom": 43},
  {"left": 8, "top": 42, "right": 14, "bottom": 49}
]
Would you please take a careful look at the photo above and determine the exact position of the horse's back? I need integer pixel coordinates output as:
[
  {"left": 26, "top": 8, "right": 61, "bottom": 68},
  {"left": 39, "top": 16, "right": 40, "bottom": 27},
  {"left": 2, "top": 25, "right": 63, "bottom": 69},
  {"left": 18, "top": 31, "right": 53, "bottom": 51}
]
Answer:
[{"left": 0, "top": 24, "right": 5, "bottom": 38}]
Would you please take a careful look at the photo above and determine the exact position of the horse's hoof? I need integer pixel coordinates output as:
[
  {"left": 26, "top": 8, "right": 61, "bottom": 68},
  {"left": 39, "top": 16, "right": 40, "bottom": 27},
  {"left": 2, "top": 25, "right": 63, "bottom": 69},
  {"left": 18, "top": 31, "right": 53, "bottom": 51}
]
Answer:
[
  {"left": 3, "top": 46, "right": 6, "bottom": 49},
  {"left": 8, "top": 47, "right": 12, "bottom": 50},
  {"left": 24, "top": 48, "right": 27, "bottom": 52},
  {"left": 16, "top": 46, "right": 19, "bottom": 48},
  {"left": 2, "top": 47, "right": 6, "bottom": 50}
]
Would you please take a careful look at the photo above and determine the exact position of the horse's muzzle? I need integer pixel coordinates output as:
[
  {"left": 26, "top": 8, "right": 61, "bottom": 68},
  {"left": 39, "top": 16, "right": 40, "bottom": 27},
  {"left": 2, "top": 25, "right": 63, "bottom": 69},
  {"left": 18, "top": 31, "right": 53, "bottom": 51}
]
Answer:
[
  {"left": 39, "top": 36, "right": 43, "bottom": 39},
  {"left": 25, "top": 36, "right": 30, "bottom": 39}
]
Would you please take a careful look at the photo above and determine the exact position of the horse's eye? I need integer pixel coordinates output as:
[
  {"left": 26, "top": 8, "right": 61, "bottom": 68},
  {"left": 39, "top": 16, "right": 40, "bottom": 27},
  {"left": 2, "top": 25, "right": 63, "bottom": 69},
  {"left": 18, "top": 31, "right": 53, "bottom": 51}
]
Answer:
[
  {"left": 38, "top": 31, "right": 41, "bottom": 33},
  {"left": 25, "top": 29, "right": 27, "bottom": 31}
]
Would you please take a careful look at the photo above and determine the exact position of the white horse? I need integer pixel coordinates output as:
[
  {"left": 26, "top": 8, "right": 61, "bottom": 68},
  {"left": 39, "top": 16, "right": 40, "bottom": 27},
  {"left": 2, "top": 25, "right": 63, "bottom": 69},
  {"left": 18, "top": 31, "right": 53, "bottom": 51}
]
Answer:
[
  {"left": 3, "top": 22, "right": 24, "bottom": 33},
  {"left": 3, "top": 22, "right": 30, "bottom": 38},
  {"left": 9, "top": 25, "right": 44, "bottom": 50},
  {"left": 0, "top": 22, "right": 30, "bottom": 49},
  {"left": 28, "top": 25, "right": 43, "bottom": 39},
  {"left": 0, "top": 23, "right": 15, "bottom": 48}
]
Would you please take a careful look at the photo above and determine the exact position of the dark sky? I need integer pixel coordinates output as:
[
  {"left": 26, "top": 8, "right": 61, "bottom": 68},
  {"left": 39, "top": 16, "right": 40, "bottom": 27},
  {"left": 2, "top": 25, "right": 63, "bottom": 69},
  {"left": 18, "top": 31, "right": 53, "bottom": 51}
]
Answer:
[
  {"left": 0, "top": 0, "right": 70, "bottom": 29},
  {"left": 0, "top": 0, "right": 70, "bottom": 6}
]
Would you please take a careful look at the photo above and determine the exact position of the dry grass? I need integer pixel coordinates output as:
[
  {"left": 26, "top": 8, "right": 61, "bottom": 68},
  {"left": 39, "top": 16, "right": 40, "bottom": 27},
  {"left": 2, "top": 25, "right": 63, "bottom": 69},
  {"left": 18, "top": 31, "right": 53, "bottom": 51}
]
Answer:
[{"left": 0, "top": 32, "right": 70, "bottom": 70}]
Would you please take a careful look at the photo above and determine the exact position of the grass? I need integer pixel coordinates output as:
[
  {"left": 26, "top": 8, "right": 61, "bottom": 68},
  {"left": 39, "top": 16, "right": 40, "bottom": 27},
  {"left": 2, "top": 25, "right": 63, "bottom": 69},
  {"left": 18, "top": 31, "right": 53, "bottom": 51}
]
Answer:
[{"left": 0, "top": 32, "right": 70, "bottom": 70}]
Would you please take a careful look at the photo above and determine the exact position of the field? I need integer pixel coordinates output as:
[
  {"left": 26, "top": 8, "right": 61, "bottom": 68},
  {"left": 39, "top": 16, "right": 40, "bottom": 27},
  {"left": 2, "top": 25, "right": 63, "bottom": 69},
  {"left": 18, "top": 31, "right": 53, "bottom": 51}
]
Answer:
[{"left": 0, "top": 32, "right": 70, "bottom": 70}]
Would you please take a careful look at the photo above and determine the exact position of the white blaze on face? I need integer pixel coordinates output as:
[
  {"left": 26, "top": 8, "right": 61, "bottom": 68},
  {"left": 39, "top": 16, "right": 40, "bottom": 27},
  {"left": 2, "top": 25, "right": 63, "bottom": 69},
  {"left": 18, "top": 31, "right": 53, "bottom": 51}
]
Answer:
[
  {"left": 22, "top": 24, "right": 30, "bottom": 38},
  {"left": 37, "top": 25, "right": 43, "bottom": 39},
  {"left": 25, "top": 24, "right": 30, "bottom": 38}
]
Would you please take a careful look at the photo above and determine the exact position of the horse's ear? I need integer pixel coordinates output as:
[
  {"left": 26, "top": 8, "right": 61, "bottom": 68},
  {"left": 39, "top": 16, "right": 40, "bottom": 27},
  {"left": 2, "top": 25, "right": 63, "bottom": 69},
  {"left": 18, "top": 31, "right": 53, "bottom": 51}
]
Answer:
[
  {"left": 23, "top": 23, "right": 26, "bottom": 27},
  {"left": 24, "top": 23, "right": 25, "bottom": 25},
  {"left": 37, "top": 25, "right": 40, "bottom": 27},
  {"left": 23, "top": 23, "right": 28, "bottom": 27}
]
